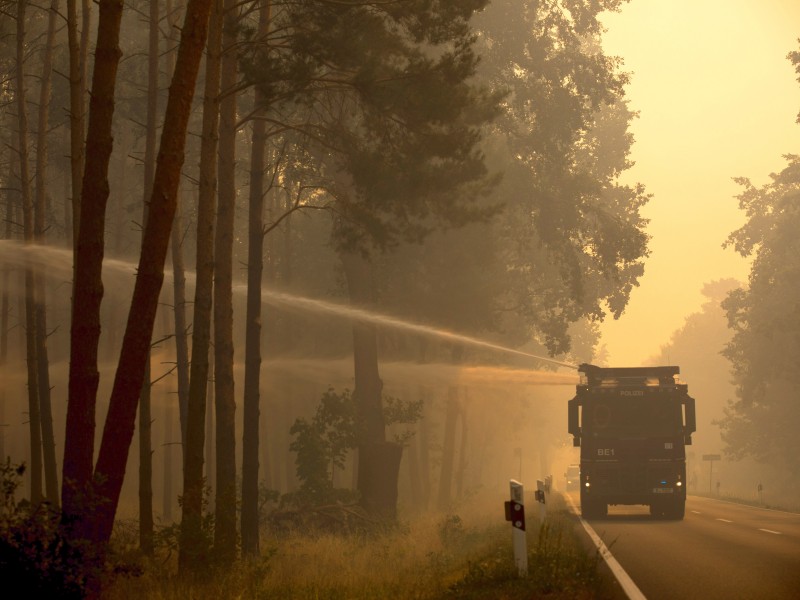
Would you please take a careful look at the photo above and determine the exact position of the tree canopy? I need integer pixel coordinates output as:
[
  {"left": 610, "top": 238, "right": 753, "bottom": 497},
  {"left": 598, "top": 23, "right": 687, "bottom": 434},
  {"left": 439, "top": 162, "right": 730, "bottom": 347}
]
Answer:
[{"left": 720, "top": 154, "right": 800, "bottom": 478}]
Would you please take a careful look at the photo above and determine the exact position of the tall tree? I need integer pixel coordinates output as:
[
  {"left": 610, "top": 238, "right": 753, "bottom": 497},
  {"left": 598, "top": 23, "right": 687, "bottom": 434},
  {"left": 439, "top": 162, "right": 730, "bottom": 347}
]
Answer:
[
  {"left": 472, "top": 0, "right": 650, "bottom": 355},
  {"left": 166, "top": 0, "right": 191, "bottom": 448},
  {"left": 720, "top": 154, "right": 800, "bottom": 481},
  {"left": 260, "top": 0, "right": 499, "bottom": 517},
  {"left": 60, "top": 0, "right": 216, "bottom": 553},
  {"left": 137, "top": 0, "right": 161, "bottom": 556},
  {"left": 65, "top": 0, "right": 89, "bottom": 250},
  {"left": 88, "top": 0, "right": 216, "bottom": 547},
  {"left": 62, "top": 0, "right": 125, "bottom": 527},
  {"left": 241, "top": 0, "right": 271, "bottom": 558},
  {"left": 33, "top": 0, "right": 60, "bottom": 506},
  {"left": 212, "top": 0, "right": 239, "bottom": 563},
  {"left": 15, "top": 0, "right": 44, "bottom": 506},
  {"left": 179, "top": 0, "right": 222, "bottom": 575}
]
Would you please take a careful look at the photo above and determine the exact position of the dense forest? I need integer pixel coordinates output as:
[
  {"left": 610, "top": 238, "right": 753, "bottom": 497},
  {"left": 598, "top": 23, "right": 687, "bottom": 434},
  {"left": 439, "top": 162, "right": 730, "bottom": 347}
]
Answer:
[{"left": 0, "top": 0, "right": 796, "bottom": 595}]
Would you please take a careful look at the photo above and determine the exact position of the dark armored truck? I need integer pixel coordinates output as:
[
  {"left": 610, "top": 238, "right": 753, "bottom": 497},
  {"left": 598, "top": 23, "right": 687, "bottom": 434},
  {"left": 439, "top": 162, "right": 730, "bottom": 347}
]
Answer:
[{"left": 568, "top": 364, "right": 696, "bottom": 519}]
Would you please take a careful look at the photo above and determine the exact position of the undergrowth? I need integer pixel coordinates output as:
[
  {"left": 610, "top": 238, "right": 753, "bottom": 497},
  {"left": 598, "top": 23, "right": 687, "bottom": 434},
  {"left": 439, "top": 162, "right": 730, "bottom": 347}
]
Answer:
[
  {"left": 1, "top": 459, "right": 610, "bottom": 600},
  {"left": 101, "top": 492, "right": 611, "bottom": 599}
]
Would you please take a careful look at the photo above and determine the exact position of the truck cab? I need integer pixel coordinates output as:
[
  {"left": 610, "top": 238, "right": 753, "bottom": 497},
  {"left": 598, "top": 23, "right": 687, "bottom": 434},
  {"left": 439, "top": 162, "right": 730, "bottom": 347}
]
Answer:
[{"left": 568, "top": 364, "right": 696, "bottom": 519}]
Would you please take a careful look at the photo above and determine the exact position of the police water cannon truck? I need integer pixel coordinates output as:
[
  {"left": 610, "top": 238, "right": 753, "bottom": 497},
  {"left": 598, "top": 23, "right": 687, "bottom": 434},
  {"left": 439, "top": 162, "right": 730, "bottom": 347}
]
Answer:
[{"left": 568, "top": 364, "right": 696, "bottom": 519}]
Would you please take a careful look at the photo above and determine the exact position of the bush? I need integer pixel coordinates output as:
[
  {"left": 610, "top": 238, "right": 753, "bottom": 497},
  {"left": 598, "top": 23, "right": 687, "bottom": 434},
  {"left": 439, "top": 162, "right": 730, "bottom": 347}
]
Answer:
[{"left": 0, "top": 460, "right": 87, "bottom": 598}]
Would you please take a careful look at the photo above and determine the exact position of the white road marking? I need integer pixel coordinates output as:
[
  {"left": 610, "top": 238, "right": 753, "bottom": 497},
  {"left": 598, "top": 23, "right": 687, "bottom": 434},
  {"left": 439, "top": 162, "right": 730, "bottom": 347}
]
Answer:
[
  {"left": 758, "top": 528, "right": 782, "bottom": 535},
  {"left": 716, "top": 518, "right": 733, "bottom": 523},
  {"left": 690, "top": 510, "right": 701, "bottom": 514},
  {"left": 565, "top": 495, "right": 647, "bottom": 600}
]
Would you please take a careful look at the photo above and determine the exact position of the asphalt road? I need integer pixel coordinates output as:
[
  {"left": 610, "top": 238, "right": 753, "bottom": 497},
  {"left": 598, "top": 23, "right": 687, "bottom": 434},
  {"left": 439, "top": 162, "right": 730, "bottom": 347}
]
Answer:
[{"left": 569, "top": 493, "right": 800, "bottom": 600}]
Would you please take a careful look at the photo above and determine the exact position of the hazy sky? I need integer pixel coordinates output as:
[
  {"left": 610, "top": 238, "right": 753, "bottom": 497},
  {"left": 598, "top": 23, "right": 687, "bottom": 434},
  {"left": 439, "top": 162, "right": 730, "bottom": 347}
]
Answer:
[{"left": 597, "top": 0, "right": 800, "bottom": 366}]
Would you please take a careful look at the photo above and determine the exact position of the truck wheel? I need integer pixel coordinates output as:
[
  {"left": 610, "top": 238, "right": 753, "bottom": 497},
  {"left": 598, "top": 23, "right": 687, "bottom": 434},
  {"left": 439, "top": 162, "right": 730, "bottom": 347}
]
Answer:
[
  {"left": 668, "top": 500, "right": 685, "bottom": 520},
  {"left": 582, "top": 498, "right": 606, "bottom": 519}
]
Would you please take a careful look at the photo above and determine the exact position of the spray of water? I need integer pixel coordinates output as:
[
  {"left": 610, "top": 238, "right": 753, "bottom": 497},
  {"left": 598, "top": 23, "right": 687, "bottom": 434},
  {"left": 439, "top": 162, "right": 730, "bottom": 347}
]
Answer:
[
  {"left": 0, "top": 241, "right": 578, "bottom": 371},
  {"left": 261, "top": 358, "right": 579, "bottom": 387}
]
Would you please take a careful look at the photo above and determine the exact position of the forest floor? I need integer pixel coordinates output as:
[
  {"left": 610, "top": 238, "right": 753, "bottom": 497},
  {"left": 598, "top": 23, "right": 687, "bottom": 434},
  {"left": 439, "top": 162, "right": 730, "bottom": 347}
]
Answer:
[{"left": 103, "top": 492, "right": 615, "bottom": 599}]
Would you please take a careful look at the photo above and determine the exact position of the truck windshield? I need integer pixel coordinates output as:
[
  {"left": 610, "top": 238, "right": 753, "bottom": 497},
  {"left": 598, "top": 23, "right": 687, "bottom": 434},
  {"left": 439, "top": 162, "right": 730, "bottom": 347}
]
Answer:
[{"left": 583, "top": 396, "right": 683, "bottom": 438}]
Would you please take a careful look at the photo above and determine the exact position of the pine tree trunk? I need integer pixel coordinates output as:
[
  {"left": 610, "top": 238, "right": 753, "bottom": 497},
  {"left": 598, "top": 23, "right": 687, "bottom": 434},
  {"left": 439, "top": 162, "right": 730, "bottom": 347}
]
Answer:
[
  {"left": 418, "top": 388, "right": 431, "bottom": 510},
  {"left": 1, "top": 174, "right": 9, "bottom": 366},
  {"left": 16, "top": 0, "right": 43, "bottom": 506},
  {"left": 34, "top": 0, "right": 61, "bottom": 507},
  {"left": 139, "top": 359, "right": 154, "bottom": 554},
  {"left": 340, "top": 250, "right": 402, "bottom": 519},
  {"left": 455, "top": 396, "right": 468, "bottom": 498},
  {"left": 178, "top": 0, "right": 221, "bottom": 575},
  {"left": 406, "top": 429, "right": 422, "bottom": 511},
  {"left": 166, "top": 0, "right": 191, "bottom": 450},
  {"left": 65, "top": 0, "right": 87, "bottom": 249},
  {"left": 137, "top": 0, "right": 159, "bottom": 555},
  {"left": 163, "top": 400, "right": 174, "bottom": 522},
  {"left": 241, "top": 0, "right": 270, "bottom": 557},
  {"left": 84, "top": 0, "right": 216, "bottom": 547},
  {"left": 0, "top": 183, "right": 9, "bottom": 462},
  {"left": 213, "top": 0, "right": 239, "bottom": 563},
  {"left": 437, "top": 386, "right": 459, "bottom": 511},
  {"left": 62, "top": 0, "right": 125, "bottom": 527},
  {"left": 171, "top": 200, "right": 190, "bottom": 448}
]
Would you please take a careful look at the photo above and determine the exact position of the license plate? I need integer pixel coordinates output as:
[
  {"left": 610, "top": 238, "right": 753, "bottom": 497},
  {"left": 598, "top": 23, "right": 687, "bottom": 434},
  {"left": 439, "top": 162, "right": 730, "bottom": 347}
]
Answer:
[{"left": 653, "top": 487, "right": 674, "bottom": 494}]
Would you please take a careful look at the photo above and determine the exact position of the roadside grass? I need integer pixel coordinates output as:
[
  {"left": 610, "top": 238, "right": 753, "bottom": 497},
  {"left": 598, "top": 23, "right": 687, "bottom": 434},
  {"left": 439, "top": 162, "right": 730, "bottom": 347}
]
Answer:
[
  {"left": 691, "top": 492, "right": 800, "bottom": 513},
  {"left": 103, "top": 492, "right": 610, "bottom": 599}
]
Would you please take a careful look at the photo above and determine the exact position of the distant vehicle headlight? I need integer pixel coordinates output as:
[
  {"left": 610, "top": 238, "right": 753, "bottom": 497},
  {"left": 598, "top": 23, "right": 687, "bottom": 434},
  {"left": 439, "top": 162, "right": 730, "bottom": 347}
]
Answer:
[{"left": 676, "top": 481, "right": 682, "bottom": 487}]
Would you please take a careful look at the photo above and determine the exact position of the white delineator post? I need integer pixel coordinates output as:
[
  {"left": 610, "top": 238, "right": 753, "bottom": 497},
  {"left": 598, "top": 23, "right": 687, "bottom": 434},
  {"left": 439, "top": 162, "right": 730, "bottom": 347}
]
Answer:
[{"left": 507, "top": 479, "right": 528, "bottom": 576}]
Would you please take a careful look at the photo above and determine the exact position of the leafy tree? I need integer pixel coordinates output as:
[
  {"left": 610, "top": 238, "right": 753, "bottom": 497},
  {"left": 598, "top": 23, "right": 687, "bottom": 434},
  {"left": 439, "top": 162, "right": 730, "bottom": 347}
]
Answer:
[
  {"left": 0, "top": 460, "right": 85, "bottom": 597},
  {"left": 288, "top": 388, "right": 422, "bottom": 507},
  {"left": 474, "top": 0, "right": 650, "bottom": 354},
  {"left": 241, "top": 0, "right": 500, "bottom": 517},
  {"left": 289, "top": 388, "right": 358, "bottom": 505},
  {"left": 720, "top": 155, "right": 800, "bottom": 480}
]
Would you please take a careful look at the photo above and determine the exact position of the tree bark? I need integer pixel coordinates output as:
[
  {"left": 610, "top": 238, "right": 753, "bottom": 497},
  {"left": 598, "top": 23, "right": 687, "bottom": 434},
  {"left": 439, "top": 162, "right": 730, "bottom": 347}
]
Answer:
[
  {"left": 34, "top": 0, "right": 61, "bottom": 508},
  {"left": 212, "top": 0, "right": 239, "bottom": 564},
  {"left": 241, "top": 0, "right": 270, "bottom": 558},
  {"left": 437, "top": 386, "right": 459, "bottom": 511},
  {"left": 62, "top": 0, "right": 125, "bottom": 526},
  {"left": 0, "top": 172, "right": 10, "bottom": 462},
  {"left": 166, "top": 0, "right": 191, "bottom": 450},
  {"left": 16, "top": 0, "right": 43, "bottom": 507},
  {"left": 455, "top": 396, "right": 468, "bottom": 498},
  {"left": 83, "top": 0, "right": 216, "bottom": 547},
  {"left": 139, "top": 359, "right": 154, "bottom": 554},
  {"left": 66, "top": 0, "right": 86, "bottom": 250},
  {"left": 137, "top": 0, "right": 160, "bottom": 555},
  {"left": 163, "top": 400, "right": 174, "bottom": 522},
  {"left": 340, "top": 250, "right": 402, "bottom": 518},
  {"left": 182, "top": 246, "right": 218, "bottom": 571}
]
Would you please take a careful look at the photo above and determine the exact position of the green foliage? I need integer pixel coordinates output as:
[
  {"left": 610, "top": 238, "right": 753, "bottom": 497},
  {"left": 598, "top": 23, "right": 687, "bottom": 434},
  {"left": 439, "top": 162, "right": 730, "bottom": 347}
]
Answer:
[
  {"left": 788, "top": 39, "right": 800, "bottom": 123},
  {"left": 157, "top": 483, "right": 215, "bottom": 568},
  {"left": 289, "top": 388, "right": 358, "bottom": 505},
  {"left": 720, "top": 155, "right": 800, "bottom": 479},
  {"left": 239, "top": 0, "right": 501, "bottom": 254},
  {"left": 0, "top": 460, "right": 87, "bottom": 598},
  {"left": 471, "top": 0, "right": 650, "bottom": 354},
  {"left": 288, "top": 388, "right": 422, "bottom": 506}
]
